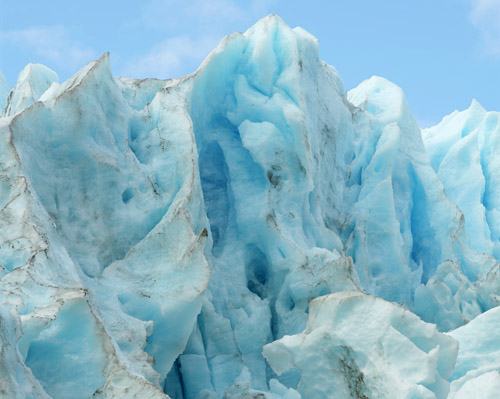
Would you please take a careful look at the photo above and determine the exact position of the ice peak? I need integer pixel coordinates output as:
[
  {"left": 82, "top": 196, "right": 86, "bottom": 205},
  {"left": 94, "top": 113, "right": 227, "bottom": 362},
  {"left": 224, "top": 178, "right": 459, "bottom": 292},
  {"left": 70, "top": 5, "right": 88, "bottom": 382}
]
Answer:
[
  {"left": 348, "top": 75, "right": 421, "bottom": 140},
  {"left": 16, "top": 63, "right": 58, "bottom": 85},
  {"left": 58, "top": 52, "right": 112, "bottom": 94},
  {"left": 468, "top": 98, "right": 485, "bottom": 112},
  {"left": 30, "top": 52, "right": 125, "bottom": 113},
  {"left": 3, "top": 62, "right": 58, "bottom": 116},
  {"left": 245, "top": 13, "right": 289, "bottom": 34},
  {"left": 349, "top": 76, "right": 406, "bottom": 117}
]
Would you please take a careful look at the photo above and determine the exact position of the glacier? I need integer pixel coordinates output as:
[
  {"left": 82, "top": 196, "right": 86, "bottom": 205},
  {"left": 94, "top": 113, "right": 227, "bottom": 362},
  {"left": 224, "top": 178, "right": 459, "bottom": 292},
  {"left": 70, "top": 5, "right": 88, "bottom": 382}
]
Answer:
[{"left": 0, "top": 14, "right": 499, "bottom": 399}]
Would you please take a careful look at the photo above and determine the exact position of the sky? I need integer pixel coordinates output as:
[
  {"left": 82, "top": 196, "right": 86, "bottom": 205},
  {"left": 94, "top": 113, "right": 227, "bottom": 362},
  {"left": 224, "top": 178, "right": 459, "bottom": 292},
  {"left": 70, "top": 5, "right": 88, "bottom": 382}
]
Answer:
[{"left": 1, "top": 0, "right": 499, "bottom": 127}]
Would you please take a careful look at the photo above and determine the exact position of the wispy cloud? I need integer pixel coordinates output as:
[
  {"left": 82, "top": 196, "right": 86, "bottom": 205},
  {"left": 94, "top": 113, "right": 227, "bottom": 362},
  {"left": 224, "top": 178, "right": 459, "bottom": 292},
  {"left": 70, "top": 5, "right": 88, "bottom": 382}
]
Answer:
[
  {"left": 0, "top": 25, "right": 95, "bottom": 72},
  {"left": 468, "top": 0, "right": 500, "bottom": 56},
  {"left": 120, "top": 35, "right": 218, "bottom": 79},
  {"left": 136, "top": 0, "right": 272, "bottom": 33},
  {"left": 121, "top": 0, "right": 273, "bottom": 79}
]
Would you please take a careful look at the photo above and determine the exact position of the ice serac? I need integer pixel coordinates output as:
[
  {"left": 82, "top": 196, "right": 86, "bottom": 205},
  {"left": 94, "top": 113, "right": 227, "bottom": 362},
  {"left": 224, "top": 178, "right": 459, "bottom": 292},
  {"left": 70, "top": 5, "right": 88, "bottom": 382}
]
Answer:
[
  {"left": 417, "top": 102, "right": 500, "bottom": 329},
  {"left": 346, "top": 78, "right": 500, "bottom": 331},
  {"left": 171, "top": 15, "right": 360, "bottom": 398},
  {"left": 3, "top": 63, "right": 59, "bottom": 116},
  {"left": 264, "top": 291, "right": 458, "bottom": 399},
  {"left": 346, "top": 77, "right": 428, "bottom": 304},
  {"left": 423, "top": 101, "right": 500, "bottom": 260},
  {"left": 0, "top": 53, "right": 209, "bottom": 398}
]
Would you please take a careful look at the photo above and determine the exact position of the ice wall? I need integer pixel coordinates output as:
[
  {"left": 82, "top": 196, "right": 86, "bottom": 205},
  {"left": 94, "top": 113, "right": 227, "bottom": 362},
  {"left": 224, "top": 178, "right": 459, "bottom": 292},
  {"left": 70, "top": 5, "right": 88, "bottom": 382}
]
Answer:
[{"left": 0, "top": 14, "right": 499, "bottom": 399}]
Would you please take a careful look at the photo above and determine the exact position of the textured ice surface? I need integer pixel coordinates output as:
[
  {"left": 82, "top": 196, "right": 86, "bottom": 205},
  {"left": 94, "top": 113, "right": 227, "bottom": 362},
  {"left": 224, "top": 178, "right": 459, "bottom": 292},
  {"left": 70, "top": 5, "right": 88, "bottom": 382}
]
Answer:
[
  {"left": 2, "top": 63, "right": 58, "bottom": 116},
  {"left": 264, "top": 291, "right": 458, "bottom": 399},
  {"left": 176, "top": 17, "right": 362, "bottom": 398},
  {"left": 0, "top": 54, "right": 209, "bottom": 398},
  {"left": 447, "top": 306, "right": 500, "bottom": 398},
  {"left": 116, "top": 77, "right": 169, "bottom": 111},
  {"left": 346, "top": 78, "right": 500, "bottom": 331},
  {"left": 423, "top": 101, "right": 500, "bottom": 260},
  {"left": 0, "top": 14, "right": 499, "bottom": 399}
]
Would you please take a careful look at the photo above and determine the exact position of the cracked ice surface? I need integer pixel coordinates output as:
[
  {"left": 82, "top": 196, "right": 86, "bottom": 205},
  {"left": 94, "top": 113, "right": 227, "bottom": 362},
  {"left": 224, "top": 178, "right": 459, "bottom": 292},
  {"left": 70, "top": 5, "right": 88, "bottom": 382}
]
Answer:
[{"left": 0, "top": 14, "right": 500, "bottom": 399}]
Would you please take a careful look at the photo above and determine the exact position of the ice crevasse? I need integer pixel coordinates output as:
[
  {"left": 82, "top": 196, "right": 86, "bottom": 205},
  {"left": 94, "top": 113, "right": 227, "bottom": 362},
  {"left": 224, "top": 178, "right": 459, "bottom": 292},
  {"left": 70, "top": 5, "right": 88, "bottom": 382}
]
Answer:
[{"left": 0, "top": 14, "right": 500, "bottom": 399}]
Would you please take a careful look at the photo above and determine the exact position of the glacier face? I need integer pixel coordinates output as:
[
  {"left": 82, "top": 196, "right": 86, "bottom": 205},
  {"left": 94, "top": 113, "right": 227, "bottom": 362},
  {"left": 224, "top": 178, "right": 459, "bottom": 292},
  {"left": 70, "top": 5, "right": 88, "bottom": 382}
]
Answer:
[{"left": 0, "top": 14, "right": 499, "bottom": 399}]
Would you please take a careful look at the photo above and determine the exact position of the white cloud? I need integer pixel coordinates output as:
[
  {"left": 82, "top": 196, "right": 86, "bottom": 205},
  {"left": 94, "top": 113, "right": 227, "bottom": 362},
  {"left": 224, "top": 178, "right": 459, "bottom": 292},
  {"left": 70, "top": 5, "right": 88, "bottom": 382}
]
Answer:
[
  {"left": 468, "top": 0, "right": 500, "bottom": 56},
  {"left": 121, "top": 0, "right": 274, "bottom": 79},
  {"left": 136, "top": 0, "right": 272, "bottom": 33},
  {"left": 0, "top": 25, "right": 95, "bottom": 70},
  {"left": 120, "top": 35, "right": 218, "bottom": 79}
]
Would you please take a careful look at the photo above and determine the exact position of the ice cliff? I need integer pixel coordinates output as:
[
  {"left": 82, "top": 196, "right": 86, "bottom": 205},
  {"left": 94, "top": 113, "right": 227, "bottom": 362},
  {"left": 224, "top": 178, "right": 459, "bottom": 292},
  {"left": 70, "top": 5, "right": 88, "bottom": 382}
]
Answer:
[{"left": 0, "top": 15, "right": 499, "bottom": 399}]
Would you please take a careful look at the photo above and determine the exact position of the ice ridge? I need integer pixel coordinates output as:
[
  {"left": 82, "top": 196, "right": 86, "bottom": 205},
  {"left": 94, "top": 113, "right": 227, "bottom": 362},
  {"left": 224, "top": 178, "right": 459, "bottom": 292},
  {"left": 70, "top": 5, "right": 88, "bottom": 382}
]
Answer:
[{"left": 0, "top": 14, "right": 499, "bottom": 399}]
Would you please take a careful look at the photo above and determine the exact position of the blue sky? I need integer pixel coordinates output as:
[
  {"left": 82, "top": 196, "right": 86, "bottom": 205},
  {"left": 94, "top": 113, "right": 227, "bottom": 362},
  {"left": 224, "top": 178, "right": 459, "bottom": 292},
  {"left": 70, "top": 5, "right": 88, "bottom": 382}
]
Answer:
[{"left": 1, "top": 0, "right": 499, "bottom": 127}]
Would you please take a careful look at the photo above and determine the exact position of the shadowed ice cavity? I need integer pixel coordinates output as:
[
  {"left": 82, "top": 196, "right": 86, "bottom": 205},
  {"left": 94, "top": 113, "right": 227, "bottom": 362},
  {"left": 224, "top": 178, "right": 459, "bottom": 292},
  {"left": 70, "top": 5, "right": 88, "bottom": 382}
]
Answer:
[{"left": 24, "top": 299, "right": 107, "bottom": 399}]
